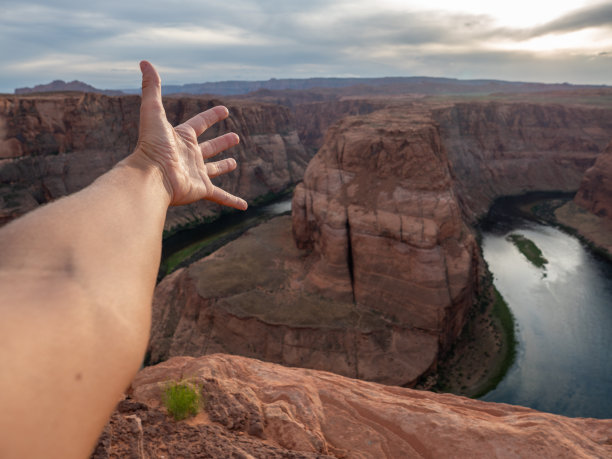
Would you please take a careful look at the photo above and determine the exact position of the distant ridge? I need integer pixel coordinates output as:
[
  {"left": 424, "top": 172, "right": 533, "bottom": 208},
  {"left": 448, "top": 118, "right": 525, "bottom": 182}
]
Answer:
[
  {"left": 15, "top": 76, "right": 610, "bottom": 98},
  {"left": 15, "top": 80, "right": 124, "bottom": 96},
  {"left": 151, "top": 76, "right": 608, "bottom": 96}
]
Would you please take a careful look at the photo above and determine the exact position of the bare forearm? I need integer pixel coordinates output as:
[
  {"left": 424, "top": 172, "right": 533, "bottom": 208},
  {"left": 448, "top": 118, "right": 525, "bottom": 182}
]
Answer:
[
  {"left": 0, "top": 153, "right": 170, "bottom": 458},
  {"left": 0, "top": 153, "right": 169, "bottom": 299}
]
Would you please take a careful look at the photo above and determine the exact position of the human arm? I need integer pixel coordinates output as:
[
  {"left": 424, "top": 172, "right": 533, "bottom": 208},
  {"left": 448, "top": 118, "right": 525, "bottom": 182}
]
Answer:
[{"left": 0, "top": 61, "right": 246, "bottom": 458}]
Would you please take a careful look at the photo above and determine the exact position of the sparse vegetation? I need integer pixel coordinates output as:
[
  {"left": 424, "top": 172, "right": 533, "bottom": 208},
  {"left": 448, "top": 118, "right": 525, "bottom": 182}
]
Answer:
[
  {"left": 472, "top": 287, "right": 517, "bottom": 398},
  {"left": 419, "top": 266, "right": 517, "bottom": 399},
  {"left": 162, "top": 380, "right": 202, "bottom": 421},
  {"left": 506, "top": 233, "right": 548, "bottom": 268}
]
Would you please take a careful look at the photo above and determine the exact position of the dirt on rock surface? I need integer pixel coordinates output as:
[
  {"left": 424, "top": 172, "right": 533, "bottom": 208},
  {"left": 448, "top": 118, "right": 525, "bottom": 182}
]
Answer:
[{"left": 93, "top": 354, "right": 612, "bottom": 459}]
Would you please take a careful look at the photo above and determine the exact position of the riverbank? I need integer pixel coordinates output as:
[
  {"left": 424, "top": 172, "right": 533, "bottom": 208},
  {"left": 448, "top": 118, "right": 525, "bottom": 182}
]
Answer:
[
  {"left": 554, "top": 202, "right": 612, "bottom": 261},
  {"left": 417, "top": 269, "right": 517, "bottom": 398},
  {"left": 159, "top": 189, "right": 294, "bottom": 280},
  {"left": 518, "top": 194, "right": 612, "bottom": 261}
]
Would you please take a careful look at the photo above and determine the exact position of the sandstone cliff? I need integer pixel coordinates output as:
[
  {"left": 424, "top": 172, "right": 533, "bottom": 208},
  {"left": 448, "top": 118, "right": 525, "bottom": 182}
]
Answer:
[
  {"left": 574, "top": 139, "right": 612, "bottom": 220},
  {"left": 292, "top": 107, "right": 480, "bottom": 353},
  {"left": 433, "top": 102, "right": 612, "bottom": 218},
  {"left": 150, "top": 100, "right": 612, "bottom": 386},
  {"left": 149, "top": 216, "right": 437, "bottom": 386},
  {"left": 555, "top": 139, "right": 612, "bottom": 255},
  {"left": 93, "top": 354, "right": 612, "bottom": 458},
  {"left": 0, "top": 93, "right": 311, "bottom": 231}
]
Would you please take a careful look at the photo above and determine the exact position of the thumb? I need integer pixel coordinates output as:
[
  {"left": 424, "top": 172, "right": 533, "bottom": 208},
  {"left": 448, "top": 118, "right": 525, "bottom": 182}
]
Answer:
[{"left": 139, "top": 60, "right": 162, "bottom": 107}]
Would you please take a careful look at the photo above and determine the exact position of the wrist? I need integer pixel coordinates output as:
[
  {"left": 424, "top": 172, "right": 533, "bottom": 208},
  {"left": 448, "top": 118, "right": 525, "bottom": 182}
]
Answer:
[{"left": 116, "top": 150, "right": 173, "bottom": 207}]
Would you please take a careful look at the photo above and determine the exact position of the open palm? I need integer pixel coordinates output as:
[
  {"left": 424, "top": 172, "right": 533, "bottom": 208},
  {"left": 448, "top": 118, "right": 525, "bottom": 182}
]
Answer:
[{"left": 135, "top": 60, "right": 247, "bottom": 210}]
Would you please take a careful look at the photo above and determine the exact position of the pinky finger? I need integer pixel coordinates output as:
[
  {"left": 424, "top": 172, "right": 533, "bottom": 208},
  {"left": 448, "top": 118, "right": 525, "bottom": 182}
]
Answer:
[
  {"left": 207, "top": 158, "right": 237, "bottom": 178},
  {"left": 209, "top": 186, "right": 248, "bottom": 210}
]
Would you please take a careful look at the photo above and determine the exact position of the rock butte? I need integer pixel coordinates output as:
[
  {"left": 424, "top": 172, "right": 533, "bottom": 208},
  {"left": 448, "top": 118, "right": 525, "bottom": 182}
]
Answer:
[{"left": 93, "top": 354, "right": 612, "bottom": 458}]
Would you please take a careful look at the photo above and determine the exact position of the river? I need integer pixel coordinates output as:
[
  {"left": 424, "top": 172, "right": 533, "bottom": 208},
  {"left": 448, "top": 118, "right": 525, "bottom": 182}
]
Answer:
[
  {"left": 480, "top": 197, "right": 612, "bottom": 419},
  {"left": 160, "top": 196, "right": 292, "bottom": 276}
]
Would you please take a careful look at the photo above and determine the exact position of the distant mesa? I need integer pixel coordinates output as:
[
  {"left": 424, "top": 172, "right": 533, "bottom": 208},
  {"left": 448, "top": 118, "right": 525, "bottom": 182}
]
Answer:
[
  {"left": 14, "top": 80, "right": 124, "bottom": 96},
  {"left": 13, "top": 76, "right": 610, "bottom": 98},
  {"left": 158, "top": 77, "right": 610, "bottom": 97}
]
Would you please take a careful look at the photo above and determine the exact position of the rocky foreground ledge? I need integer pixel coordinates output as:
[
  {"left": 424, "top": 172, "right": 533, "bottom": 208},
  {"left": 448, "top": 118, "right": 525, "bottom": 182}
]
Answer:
[{"left": 93, "top": 354, "right": 612, "bottom": 458}]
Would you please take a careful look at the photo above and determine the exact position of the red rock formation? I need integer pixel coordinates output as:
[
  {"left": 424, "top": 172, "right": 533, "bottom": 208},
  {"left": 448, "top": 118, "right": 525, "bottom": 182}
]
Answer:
[
  {"left": 574, "top": 140, "right": 612, "bottom": 220},
  {"left": 434, "top": 102, "right": 612, "bottom": 218},
  {"left": 553, "top": 139, "right": 612, "bottom": 255},
  {"left": 293, "top": 107, "right": 480, "bottom": 356},
  {"left": 149, "top": 216, "right": 436, "bottom": 386},
  {"left": 0, "top": 93, "right": 311, "bottom": 231},
  {"left": 93, "top": 354, "right": 612, "bottom": 458}
]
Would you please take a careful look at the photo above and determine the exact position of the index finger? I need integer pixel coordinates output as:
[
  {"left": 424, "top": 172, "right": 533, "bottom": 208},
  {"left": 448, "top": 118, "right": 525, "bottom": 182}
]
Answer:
[{"left": 184, "top": 106, "right": 230, "bottom": 137}]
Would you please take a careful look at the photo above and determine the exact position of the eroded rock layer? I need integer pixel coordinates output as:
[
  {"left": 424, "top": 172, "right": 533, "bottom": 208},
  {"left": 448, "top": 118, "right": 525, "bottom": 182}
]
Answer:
[
  {"left": 0, "top": 94, "right": 311, "bottom": 230},
  {"left": 292, "top": 107, "right": 479, "bottom": 349},
  {"left": 94, "top": 354, "right": 612, "bottom": 458},
  {"left": 555, "top": 139, "right": 612, "bottom": 254},
  {"left": 434, "top": 102, "right": 612, "bottom": 218},
  {"left": 574, "top": 139, "right": 612, "bottom": 220},
  {"left": 149, "top": 216, "right": 436, "bottom": 386}
]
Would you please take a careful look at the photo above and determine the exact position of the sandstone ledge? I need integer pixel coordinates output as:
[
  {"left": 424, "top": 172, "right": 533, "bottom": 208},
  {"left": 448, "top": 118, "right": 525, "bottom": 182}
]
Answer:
[
  {"left": 555, "top": 201, "right": 612, "bottom": 257},
  {"left": 94, "top": 354, "right": 612, "bottom": 458}
]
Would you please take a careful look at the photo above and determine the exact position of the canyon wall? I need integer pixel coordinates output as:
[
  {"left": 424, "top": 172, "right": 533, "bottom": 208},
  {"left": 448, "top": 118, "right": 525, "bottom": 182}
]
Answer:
[
  {"left": 0, "top": 93, "right": 311, "bottom": 231},
  {"left": 434, "top": 102, "right": 612, "bottom": 218},
  {"left": 291, "top": 98, "right": 390, "bottom": 152},
  {"left": 574, "top": 139, "right": 612, "bottom": 220},
  {"left": 93, "top": 354, "right": 612, "bottom": 458},
  {"left": 555, "top": 139, "right": 612, "bottom": 255}
]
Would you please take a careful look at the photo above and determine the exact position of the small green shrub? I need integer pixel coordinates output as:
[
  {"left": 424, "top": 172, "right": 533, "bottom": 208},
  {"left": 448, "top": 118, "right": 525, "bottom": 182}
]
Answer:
[
  {"left": 162, "top": 380, "right": 202, "bottom": 421},
  {"left": 506, "top": 233, "right": 548, "bottom": 268}
]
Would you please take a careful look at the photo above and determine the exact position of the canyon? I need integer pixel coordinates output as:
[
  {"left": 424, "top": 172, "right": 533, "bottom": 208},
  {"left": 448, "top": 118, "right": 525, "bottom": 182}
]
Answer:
[
  {"left": 148, "top": 97, "right": 612, "bottom": 386},
  {"left": 2, "top": 88, "right": 612, "bottom": 457}
]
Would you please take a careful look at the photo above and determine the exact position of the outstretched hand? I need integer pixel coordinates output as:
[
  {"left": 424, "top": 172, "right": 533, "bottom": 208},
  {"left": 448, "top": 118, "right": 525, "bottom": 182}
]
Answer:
[{"left": 133, "top": 60, "right": 247, "bottom": 210}]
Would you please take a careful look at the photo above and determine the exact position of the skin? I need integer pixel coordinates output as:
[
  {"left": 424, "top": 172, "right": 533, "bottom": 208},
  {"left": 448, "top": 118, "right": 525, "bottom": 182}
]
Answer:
[{"left": 0, "top": 61, "right": 247, "bottom": 458}]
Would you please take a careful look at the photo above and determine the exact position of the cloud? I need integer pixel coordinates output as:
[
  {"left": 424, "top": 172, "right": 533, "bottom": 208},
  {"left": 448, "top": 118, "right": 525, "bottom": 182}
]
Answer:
[
  {"left": 0, "top": 0, "right": 611, "bottom": 92},
  {"left": 529, "top": 2, "right": 612, "bottom": 37}
]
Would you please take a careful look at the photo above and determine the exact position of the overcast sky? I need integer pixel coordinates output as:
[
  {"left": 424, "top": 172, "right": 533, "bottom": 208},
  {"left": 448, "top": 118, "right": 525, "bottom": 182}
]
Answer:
[{"left": 1, "top": 0, "right": 611, "bottom": 92}]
